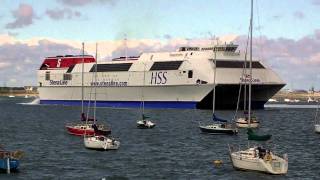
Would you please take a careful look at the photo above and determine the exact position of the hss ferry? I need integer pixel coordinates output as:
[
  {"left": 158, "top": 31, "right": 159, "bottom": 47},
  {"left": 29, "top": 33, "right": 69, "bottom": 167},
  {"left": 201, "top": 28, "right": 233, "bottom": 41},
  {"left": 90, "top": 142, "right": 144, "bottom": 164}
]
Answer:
[{"left": 37, "top": 43, "right": 285, "bottom": 109}]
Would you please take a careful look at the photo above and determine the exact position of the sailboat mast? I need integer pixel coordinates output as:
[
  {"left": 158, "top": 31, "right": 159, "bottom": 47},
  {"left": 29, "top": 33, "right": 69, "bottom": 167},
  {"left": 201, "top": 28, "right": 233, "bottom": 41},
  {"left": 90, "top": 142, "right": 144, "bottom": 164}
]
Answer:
[
  {"left": 81, "top": 42, "right": 84, "bottom": 114},
  {"left": 124, "top": 34, "right": 128, "bottom": 61},
  {"left": 213, "top": 50, "right": 217, "bottom": 115},
  {"left": 142, "top": 63, "right": 146, "bottom": 115},
  {"left": 248, "top": 0, "right": 253, "bottom": 122},
  {"left": 93, "top": 43, "right": 98, "bottom": 121}
]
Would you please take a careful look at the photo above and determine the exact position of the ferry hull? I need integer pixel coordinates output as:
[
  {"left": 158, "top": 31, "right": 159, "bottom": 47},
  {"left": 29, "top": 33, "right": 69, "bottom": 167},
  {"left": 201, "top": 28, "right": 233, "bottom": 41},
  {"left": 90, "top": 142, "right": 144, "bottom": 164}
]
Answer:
[
  {"left": 197, "top": 84, "right": 285, "bottom": 110},
  {"left": 39, "top": 84, "right": 283, "bottom": 109}
]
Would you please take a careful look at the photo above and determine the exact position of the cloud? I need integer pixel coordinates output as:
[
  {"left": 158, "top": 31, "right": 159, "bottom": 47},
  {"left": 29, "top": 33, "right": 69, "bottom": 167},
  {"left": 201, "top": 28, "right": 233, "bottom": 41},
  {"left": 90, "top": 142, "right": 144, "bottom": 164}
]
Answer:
[
  {"left": 57, "top": 0, "right": 115, "bottom": 6},
  {"left": 234, "top": 29, "right": 320, "bottom": 89},
  {"left": 0, "top": 37, "right": 80, "bottom": 86},
  {"left": 5, "top": 4, "right": 37, "bottom": 29},
  {"left": 1, "top": 31, "right": 320, "bottom": 89},
  {"left": 45, "top": 8, "right": 82, "bottom": 20},
  {"left": 313, "top": 0, "right": 320, "bottom": 5},
  {"left": 293, "top": 11, "right": 305, "bottom": 19}
]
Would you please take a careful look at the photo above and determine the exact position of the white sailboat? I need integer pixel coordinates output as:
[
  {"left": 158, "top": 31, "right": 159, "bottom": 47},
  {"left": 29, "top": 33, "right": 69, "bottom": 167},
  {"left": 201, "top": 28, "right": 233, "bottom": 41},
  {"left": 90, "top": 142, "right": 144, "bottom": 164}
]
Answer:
[
  {"left": 199, "top": 50, "right": 238, "bottom": 135},
  {"left": 8, "top": 88, "right": 15, "bottom": 98},
  {"left": 229, "top": 0, "right": 288, "bottom": 174},
  {"left": 84, "top": 43, "right": 120, "bottom": 150},
  {"left": 314, "top": 101, "right": 320, "bottom": 133},
  {"left": 235, "top": 28, "right": 259, "bottom": 129},
  {"left": 137, "top": 62, "right": 155, "bottom": 129}
]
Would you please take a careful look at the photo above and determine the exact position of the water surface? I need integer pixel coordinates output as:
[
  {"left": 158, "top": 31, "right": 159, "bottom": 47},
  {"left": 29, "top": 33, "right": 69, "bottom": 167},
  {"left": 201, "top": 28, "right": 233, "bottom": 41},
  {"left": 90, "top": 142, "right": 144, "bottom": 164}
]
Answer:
[{"left": 0, "top": 96, "right": 319, "bottom": 179}]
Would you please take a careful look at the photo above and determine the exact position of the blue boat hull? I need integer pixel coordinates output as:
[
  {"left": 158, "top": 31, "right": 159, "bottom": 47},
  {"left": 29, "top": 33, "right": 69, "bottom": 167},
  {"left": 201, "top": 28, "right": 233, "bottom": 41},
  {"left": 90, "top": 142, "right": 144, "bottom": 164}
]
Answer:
[
  {"left": 0, "top": 159, "right": 19, "bottom": 171},
  {"left": 40, "top": 100, "right": 197, "bottom": 109}
]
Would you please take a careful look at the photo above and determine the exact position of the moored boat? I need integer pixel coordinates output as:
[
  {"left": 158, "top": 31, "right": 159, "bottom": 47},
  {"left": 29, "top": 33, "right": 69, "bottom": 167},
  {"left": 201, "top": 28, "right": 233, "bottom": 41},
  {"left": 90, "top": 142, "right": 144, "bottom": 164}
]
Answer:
[
  {"left": 84, "top": 135, "right": 120, "bottom": 150},
  {"left": 0, "top": 150, "right": 23, "bottom": 173},
  {"left": 229, "top": 146, "right": 288, "bottom": 175},
  {"left": 66, "top": 123, "right": 111, "bottom": 136},
  {"left": 199, "top": 123, "right": 238, "bottom": 134},
  {"left": 236, "top": 116, "right": 259, "bottom": 128}
]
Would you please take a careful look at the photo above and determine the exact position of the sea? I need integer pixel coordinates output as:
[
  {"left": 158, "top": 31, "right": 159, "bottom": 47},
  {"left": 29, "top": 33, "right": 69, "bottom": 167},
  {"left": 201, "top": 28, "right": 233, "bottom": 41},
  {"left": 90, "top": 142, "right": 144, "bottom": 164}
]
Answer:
[{"left": 0, "top": 96, "right": 319, "bottom": 180}]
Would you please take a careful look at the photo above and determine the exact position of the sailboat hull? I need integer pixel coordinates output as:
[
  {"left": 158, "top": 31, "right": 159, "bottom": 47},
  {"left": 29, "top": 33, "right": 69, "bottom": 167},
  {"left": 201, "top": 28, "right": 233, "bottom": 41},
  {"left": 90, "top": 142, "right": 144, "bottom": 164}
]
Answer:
[
  {"left": 229, "top": 148, "right": 288, "bottom": 174},
  {"left": 199, "top": 125, "right": 238, "bottom": 134},
  {"left": 84, "top": 136, "right": 120, "bottom": 150},
  {"left": 66, "top": 124, "right": 111, "bottom": 136},
  {"left": 315, "top": 124, "right": 320, "bottom": 133},
  {"left": 137, "top": 121, "right": 156, "bottom": 129}
]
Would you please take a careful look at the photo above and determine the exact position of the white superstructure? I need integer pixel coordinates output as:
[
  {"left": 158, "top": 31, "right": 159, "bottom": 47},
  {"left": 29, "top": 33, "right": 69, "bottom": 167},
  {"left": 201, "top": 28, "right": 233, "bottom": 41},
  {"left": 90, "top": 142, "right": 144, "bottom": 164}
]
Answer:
[{"left": 37, "top": 43, "right": 285, "bottom": 109}]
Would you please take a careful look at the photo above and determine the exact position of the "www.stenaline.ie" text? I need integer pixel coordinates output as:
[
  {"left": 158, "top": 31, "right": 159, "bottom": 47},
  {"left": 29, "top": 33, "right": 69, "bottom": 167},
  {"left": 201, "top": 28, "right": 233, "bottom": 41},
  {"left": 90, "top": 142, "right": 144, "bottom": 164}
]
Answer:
[{"left": 90, "top": 81, "right": 128, "bottom": 87}]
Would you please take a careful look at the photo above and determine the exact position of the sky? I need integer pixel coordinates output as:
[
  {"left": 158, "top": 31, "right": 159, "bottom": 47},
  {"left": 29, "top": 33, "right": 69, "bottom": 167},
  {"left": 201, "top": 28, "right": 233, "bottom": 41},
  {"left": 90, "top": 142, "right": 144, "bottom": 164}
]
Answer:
[{"left": 0, "top": 0, "right": 319, "bottom": 89}]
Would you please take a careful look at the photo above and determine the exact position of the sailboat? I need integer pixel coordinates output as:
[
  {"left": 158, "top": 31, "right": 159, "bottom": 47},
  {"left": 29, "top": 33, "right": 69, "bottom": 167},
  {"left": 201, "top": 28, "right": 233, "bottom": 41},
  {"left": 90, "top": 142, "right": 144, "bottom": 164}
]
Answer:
[
  {"left": 229, "top": 0, "right": 288, "bottom": 174},
  {"left": 314, "top": 101, "right": 320, "bottom": 133},
  {"left": 84, "top": 43, "right": 120, "bottom": 150},
  {"left": 65, "top": 43, "right": 111, "bottom": 136},
  {"left": 8, "top": 87, "right": 15, "bottom": 98},
  {"left": 235, "top": 20, "right": 259, "bottom": 129},
  {"left": 199, "top": 51, "right": 238, "bottom": 135},
  {"left": 137, "top": 62, "right": 155, "bottom": 129}
]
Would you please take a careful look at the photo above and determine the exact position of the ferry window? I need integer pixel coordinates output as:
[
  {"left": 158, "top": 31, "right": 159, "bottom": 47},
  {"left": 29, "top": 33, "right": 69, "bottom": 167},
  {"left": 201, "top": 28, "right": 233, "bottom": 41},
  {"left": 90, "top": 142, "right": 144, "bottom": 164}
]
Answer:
[
  {"left": 45, "top": 72, "right": 50, "bottom": 80},
  {"left": 188, "top": 70, "right": 193, "bottom": 78},
  {"left": 150, "top": 61, "right": 183, "bottom": 71},
  {"left": 215, "top": 61, "right": 265, "bottom": 69},
  {"left": 63, "top": 73, "right": 72, "bottom": 80},
  {"left": 90, "top": 63, "right": 132, "bottom": 72}
]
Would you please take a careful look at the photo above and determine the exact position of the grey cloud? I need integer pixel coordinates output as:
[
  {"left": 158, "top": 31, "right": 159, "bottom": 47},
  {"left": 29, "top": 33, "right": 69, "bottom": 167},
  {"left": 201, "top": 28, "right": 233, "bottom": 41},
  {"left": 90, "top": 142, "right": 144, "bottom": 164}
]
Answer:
[
  {"left": 0, "top": 40, "right": 81, "bottom": 86},
  {"left": 46, "top": 8, "right": 82, "bottom": 20},
  {"left": 5, "top": 4, "right": 37, "bottom": 29},
  {"left": 313, "top": 0, "right": 320, "bottom": 5},
  {"left": 234, "top": 29, "right": 320, "bottom": 89}
]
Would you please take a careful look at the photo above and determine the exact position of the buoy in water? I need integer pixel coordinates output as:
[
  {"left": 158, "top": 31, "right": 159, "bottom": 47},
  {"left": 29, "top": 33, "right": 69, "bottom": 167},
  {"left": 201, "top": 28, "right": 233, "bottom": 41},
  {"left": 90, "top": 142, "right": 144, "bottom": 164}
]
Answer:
[{"left": 213, "top": 160, "right": 223, "bottom": 166}]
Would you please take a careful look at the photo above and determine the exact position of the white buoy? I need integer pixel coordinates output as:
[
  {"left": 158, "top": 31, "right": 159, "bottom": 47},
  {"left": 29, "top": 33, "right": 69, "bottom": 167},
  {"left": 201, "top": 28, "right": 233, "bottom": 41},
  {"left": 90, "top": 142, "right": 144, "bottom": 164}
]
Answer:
[{"left": 6, "top": 157, "right": 10, "bottom": 174}]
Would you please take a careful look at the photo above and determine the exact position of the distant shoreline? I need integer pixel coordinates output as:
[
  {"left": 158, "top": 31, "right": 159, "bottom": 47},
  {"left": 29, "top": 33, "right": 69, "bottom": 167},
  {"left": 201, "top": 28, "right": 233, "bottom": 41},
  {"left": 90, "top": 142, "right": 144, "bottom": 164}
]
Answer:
[{"left": 0, "top": 92, "right": 38, "bottom": 97}]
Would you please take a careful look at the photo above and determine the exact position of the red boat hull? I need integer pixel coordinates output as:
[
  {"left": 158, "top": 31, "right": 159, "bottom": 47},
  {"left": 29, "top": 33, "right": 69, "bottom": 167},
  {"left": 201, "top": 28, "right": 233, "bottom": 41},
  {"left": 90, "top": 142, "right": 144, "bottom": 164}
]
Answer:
[{"left": 66, "top": 126, "right": 111, "bottom": 136}]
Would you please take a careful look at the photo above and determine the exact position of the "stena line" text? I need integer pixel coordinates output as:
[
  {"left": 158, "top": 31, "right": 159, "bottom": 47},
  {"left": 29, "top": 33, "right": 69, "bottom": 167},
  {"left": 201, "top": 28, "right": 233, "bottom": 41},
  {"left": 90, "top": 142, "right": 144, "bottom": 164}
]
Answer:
[{"left": 49, "top": 80, "right": 68, "bottom": 85}]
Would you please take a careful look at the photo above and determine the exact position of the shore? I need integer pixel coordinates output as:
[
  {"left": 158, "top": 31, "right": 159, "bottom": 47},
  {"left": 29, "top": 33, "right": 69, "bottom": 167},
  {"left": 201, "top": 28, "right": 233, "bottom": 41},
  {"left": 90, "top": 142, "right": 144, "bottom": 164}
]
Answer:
[{"left": 272, "top": 91, "right": 320, "bottom": 101}]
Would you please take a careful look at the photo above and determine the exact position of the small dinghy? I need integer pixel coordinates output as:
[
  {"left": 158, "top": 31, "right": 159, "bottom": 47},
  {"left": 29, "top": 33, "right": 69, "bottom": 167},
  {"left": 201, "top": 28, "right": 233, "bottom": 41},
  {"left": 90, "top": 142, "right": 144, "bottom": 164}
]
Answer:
[
  {"left": 247, "top": 128, "right": 271, "bottom": 141},
  {"left": 0, "top": 149, "right": 23, "bottom": 173}
]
